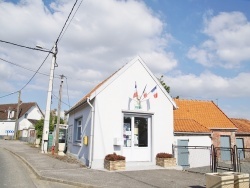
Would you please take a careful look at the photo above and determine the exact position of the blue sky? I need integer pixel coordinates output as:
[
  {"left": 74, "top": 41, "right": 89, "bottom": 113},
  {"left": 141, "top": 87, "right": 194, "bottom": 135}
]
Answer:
[{"left": 0, "top": 0, "right": 250, "bottom": 119}]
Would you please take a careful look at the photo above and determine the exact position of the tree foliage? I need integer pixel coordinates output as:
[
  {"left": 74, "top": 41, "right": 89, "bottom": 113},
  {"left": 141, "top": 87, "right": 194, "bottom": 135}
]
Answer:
[
  {"left": 158, "top": 75, "right": 170, "bottom": 93},
  {"left": 35, "top": 112, "right": 64, "bottom": 138}
]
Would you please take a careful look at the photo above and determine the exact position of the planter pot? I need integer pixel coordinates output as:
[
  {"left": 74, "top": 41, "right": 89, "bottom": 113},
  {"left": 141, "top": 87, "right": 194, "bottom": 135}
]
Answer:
[
  {"left": 35, "top": 138, "right": 41, "bottom": 147},
  {"left": 156, "top": 157, "right": 176, "bottom": 167},
  {"left": 206, "top": 172, "right": 234, "bottom": 188},
  {"left": 58, "top": 143, "right": 65, "bottom": 156},
  {"left": 104, "top": 159, "right": 125, "bottom": 171}
]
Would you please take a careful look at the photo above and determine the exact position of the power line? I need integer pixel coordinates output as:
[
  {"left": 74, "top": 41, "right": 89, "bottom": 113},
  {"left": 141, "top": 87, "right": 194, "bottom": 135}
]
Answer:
[
  {"left": 0, "top": 0, "right": 80, "bottom": 100},
  {"left": 20, "top": 53, "right": 51, "bottom": 91},
  {"left": 56, "top": 0, "right": 79, "bottom": 43},
  {"left": 59, "top": 0, "right": 84, "bottom": 42},
  {"left": 52, "top": 93, "right": 70, "bottom": 108},
  {"left": 0, "top": 57, "right": 61, "bottom": 78},
  {"left": 0, "top": 91, "right": 19, "bottom": 99},
  {"left": 0, "top": 40, "right": 54, "bottom": 54},
  {"left": 0, "top": 52, "right": 51, "bottom": 99}
]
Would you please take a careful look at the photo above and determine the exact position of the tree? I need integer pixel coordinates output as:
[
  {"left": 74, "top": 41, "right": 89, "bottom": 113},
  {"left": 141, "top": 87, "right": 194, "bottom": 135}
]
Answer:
[
  {"left": 35, "top": 112, "right": 64, "bottom": 138},
  {"left": 158, "top": 75, "right": 170, "bottom": 93}
]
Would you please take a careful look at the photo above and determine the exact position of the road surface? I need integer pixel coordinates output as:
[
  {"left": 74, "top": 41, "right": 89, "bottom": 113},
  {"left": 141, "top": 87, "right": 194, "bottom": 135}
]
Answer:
[{"left": 0, "top": 147, "right": 80, "bottom": 188}]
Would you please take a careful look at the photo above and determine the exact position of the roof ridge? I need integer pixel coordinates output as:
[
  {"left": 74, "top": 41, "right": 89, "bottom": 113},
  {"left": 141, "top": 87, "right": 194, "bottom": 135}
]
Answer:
[{"left": 174, "top": 98, "right": 213, "bottom": 102}]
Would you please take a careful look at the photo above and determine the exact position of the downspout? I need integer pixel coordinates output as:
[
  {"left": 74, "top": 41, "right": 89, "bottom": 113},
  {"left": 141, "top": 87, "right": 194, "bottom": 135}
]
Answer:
[{"left": 87, "top": 97, "right": 94, "bottom": 168}]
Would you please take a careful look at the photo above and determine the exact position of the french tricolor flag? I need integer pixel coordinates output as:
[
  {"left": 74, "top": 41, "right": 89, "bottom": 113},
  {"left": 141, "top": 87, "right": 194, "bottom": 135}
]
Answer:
[
  {"left": 133, "top": 82, "right": 138, "bottom": 98},
  {"left": 150, "top": 86, "right": 158, "bottom": 98}
]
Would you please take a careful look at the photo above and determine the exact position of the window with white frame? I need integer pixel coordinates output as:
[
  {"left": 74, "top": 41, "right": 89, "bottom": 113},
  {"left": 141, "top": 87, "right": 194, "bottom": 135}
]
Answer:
[{"left": 76, "top": 118, "right": 82, "bottom": 142}]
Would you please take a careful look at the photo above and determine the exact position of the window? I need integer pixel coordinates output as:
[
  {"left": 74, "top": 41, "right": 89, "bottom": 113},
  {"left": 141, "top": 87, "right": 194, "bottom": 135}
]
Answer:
[
  {"left": 75, "top": 118, "right": 82, "bottom": 142},
  {"left": 123, "top": 116, "right": 148, "bottom": 147},
  {"left": 24, "top": 113, "right": 28, "bottom": 119}
]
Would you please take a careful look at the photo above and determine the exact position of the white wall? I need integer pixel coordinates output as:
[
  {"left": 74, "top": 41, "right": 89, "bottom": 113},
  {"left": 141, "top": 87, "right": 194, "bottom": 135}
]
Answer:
[
  {"left": 174, "top": 135, "right": 211, "bottom": 168},
  {"left": 91, "top": 60, "right": 174, "bottom": 167},
  {"left": 19, "top": 106, "right": 43, "bottom": 131},
  {"left": 0, "top": 121, "right": 15, "bottom": 136}
]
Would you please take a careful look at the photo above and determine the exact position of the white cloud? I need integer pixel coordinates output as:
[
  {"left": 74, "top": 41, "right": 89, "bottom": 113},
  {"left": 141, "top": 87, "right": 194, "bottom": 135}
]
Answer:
[
  {"left": 187, "top": 11, "right": 250, "bottom": 68},
  {"left": 164, "top": 71, "right": 250, "bottom": 99},
  {"left": 0, "top": 0, "right": 178, "bottom": 101}
]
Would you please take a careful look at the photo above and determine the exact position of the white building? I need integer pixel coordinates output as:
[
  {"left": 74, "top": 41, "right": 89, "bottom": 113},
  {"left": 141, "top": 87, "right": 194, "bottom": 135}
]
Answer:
[
  {"left": 66, "top": 56, "right": 177, "bottom": 169},
  {"left": 0, "top": 102, "right": 44, "bottom": 141}
]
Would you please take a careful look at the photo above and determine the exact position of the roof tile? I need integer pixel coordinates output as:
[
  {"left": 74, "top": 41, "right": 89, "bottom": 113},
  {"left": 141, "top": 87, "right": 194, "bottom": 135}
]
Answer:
[
  {"left": 174, "top": 99, "right": 237, "bottom": 132},
  {"left": 230, "top": 118, "right": 250, "bottom": 133}
]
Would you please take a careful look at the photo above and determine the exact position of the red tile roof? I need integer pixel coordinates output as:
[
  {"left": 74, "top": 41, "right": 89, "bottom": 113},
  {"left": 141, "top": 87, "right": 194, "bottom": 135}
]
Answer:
[
  {"left": 230, "top": 118, "right": 250, "bottom": 134},
  {"left": 174, "top": 99, "right": 237, "bottom": 132},
  {"left": 0, "top": 102, "right": 40, "bottom": 120},
  {"left": 174, "top": 119, "right": 210, "bottom": 133}
]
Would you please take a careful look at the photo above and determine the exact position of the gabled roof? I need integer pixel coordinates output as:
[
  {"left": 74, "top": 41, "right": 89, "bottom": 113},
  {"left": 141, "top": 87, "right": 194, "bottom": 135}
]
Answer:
[
  {"left": 66, "top": 56, "right": 177, "bottom": 114},
  {"left": 230, "top": 118, "right": 250, "bottom": 134},
  {"left": 174, "top": 99, "right": 237, "bottom": 132},
  {"left": 0, "top": 102, "right": 43, "bottom": 120}
]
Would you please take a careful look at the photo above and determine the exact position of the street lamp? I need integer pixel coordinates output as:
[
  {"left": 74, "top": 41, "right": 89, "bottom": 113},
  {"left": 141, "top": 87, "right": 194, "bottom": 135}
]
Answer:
[{"left": 37, "top": 43, "right": 58, "bottom": 153}]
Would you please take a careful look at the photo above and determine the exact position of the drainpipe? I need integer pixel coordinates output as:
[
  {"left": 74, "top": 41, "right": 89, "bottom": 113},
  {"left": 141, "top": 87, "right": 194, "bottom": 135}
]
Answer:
[{"left": 87, "top": 97, "right": 94, "bottom": 168}]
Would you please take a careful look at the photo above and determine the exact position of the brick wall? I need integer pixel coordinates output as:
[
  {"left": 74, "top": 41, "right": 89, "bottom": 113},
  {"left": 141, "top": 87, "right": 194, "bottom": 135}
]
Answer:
[{"left": 211, "top": 130, "right": 236, "bottom": 148}]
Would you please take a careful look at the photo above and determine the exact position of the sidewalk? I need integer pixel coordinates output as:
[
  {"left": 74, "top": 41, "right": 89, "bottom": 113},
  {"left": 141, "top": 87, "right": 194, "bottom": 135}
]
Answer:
[{"left": 0, "top": 140, "right": 206, "bottom": 188}]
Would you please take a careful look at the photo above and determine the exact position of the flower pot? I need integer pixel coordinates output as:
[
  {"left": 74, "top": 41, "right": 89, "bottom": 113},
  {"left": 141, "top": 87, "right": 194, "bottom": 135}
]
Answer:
[
  {"left": 156, "top": 157, "right": 176, "bottom": 167},
  {"left": 104, "top": 159, "right": 125, "bottom": 171},
  {"left": 58, "top": 143, "right": 65, "bottom": 156}
]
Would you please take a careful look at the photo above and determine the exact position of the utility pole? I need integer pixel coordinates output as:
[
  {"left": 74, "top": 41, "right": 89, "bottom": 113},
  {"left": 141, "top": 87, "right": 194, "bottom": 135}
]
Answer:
[
  {"left": 55, "top": 75, "right": 64, "bottom": 154},
  {"left": 41, "top": 43, "right": 57, "bottom": 153},
  {"left": 14, "top": 90, "right": 21, "bottom": 140}
]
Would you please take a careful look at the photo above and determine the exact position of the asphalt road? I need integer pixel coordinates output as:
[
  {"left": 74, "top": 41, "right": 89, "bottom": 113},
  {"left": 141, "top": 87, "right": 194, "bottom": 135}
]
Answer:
[{"left": 0, "top": 147, "right": 81, "bottom": 188}]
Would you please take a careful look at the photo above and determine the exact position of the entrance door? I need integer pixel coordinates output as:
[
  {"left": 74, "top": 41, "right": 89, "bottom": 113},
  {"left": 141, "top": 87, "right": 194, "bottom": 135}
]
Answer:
[
  {"left": 220, "top": 136, "right": 231, "bottom": 161},
  {"left": 236, "top": 138, "right": 244, "bottom": 160},
  {"left": 177, "top": 139, "right": 190, "bottom": 168},
  {"left": 123, "top": 115, "right": 151, "bottom": 161}
]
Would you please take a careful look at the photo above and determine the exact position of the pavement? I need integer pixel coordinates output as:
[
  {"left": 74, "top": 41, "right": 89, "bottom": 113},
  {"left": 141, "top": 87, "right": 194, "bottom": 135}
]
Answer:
[{"left": 0, "top": 140, "right": 206, "bottom": 188}]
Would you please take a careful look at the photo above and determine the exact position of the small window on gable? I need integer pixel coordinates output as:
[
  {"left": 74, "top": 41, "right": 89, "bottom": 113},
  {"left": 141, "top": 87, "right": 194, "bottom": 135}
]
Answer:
[
  {"left": 9, "top": 110, "right": 15, "bottom": 119},
  {"left": 24, "top": 113, "right": 28, "bottom": 119}
]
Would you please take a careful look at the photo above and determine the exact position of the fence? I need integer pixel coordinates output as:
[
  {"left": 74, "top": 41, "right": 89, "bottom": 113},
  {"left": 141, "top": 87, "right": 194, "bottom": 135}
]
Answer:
[
  {"left": 172, "top": 145, "right": 212, "bottom": 173},
  {"left": 173, "top": 144, "right": 250, "bottom": 174},
  {"left": 236, "top": 147, "right": 250, "bottom": 174}
]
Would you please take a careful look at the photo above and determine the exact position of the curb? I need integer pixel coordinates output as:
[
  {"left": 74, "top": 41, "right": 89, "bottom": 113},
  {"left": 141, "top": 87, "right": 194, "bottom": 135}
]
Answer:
[{"left": 4, "top": 148, "right": 95, "bottom": 188}]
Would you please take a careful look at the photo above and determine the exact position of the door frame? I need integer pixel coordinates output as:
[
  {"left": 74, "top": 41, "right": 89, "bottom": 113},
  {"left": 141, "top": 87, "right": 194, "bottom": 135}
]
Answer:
[{"left": 122, "top": 112, "right": 152, "bottom": 162}]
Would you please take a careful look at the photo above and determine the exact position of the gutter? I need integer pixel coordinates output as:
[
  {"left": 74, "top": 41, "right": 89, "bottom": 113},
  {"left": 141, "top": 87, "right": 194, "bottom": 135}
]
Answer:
[
  {"left": 87, "top": 97, "right": 94, "bottom": 169},
  {"left": 174, "top": 132, "right": 211, "bottom": 136}
]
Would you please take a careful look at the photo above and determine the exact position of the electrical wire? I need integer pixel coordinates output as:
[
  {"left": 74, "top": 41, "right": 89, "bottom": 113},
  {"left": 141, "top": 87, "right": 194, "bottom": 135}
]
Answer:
[
  {"left": 0, "top": 0, "right": 80, "bottom": 100},
  {"left": 0, "top": 91, "right": 19, "bottom": 99},
  {"left": 56, "top": 0, "right": 79, "bottom": 43},
  {"left": 52, "top": 93, "right": 71, "bottom": 107},
  {"left": 20, "top": 53, "right": 51, "bottom": 91},
  {"left": 0, "top": 57, "right": 61, "bottom": 78},
  {"left": 59, "top": 0, "right": 84, "bottom": 43},
  {"left": 0, "top": 51, "right": 51, "bottom": 99},
  {"left": 0, "top": 40, "right": 54, "bottom": 54}
]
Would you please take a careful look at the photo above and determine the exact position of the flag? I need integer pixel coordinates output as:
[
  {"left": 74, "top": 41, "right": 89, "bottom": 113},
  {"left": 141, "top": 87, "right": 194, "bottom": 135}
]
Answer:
[
  {"left": 141, "top": 84, "right": 147, "bottom": 99},
  {"left": 150, "top": 86, "right": 158, "bottom": 98},
  {"left": 133, "top": 82, "right": 138, "bottom": 98}
]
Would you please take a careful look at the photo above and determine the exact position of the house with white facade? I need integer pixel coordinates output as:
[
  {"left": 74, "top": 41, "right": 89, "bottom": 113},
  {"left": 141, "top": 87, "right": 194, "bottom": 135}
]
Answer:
[
  {"left": 0, "top": 102, "right": 44, "bottom": 141},
  {"left": 173, "top": 99, "right": 238, "bottom": 168},
  {"left": 66, "top": 56, "right": 177, "bottom": 169}
]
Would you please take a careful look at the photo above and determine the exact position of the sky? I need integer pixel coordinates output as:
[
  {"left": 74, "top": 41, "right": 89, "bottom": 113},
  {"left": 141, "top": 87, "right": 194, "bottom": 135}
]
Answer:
[{"left": 0, "top": 0, "right": 250, "bottom": 119}]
